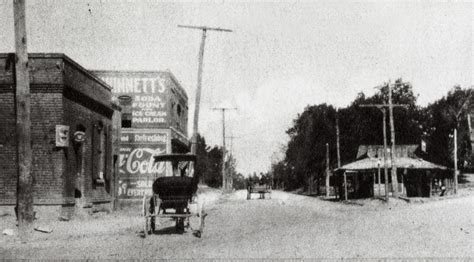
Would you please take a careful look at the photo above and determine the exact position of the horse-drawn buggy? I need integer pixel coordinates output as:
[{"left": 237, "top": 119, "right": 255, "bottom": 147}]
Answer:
[
  {"left": 247, "top": 181, "right": 272, "bottom": 200},
  {"left": 142, "top": 154, "right": 206, "bottom": 238}
]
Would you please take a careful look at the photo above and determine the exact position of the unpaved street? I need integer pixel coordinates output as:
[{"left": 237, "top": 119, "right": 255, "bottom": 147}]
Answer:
[{"left": 1, "top": 190, "right": 473, "bottom": 259}]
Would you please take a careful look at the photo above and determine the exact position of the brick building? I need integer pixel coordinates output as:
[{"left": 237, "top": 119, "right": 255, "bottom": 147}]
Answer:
[
  {"left": 92, "top": 71, "right": 189, "bottom": 199},
  {"left": 0, "top": 53, "right": 120, "bottom": 216}
]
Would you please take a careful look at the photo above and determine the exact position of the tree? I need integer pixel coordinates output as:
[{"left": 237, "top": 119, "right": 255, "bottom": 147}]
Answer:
[
  {"left": 277, "top": 78, "right": 424, "bottom": 192},
  {"left": 421, "top": 86, "right": 473, "bottom": 169},
  {"left": 284, "top": 103, "right": 338, "bottom": 191},
  {"left": 195, "top": 134, "right": 225, "bottom": 188}
]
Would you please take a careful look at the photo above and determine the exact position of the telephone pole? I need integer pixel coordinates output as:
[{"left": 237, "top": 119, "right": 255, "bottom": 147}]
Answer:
[
  {"left": 226, "top": 135, "right": 240, "bottom": 156},
  {"left": 388, "top": 83, "right": 399, "bottom": 197},
  {"left": 13, "top": 0, "right": 34, "bottom": 239},
  {"left": 453, "top": 89, "right": 473, "bottom": 194},
  {"left": 178, "top": 25, "right": 232, "bottom": 156},
  {"left": 336, "top": 109, "right": 341, "bottom": 168},
  {"left": 213, "top": 107, "right": 237, "bottom": 192},
  {"left": 360, "top": 89, "right": 408, "bottom": 198},
  {"left": 225, "top": 135, "right": 239, "bottom": 190},
  {"left": 325, "top": 143, "right": 331, "bottom": 197}
]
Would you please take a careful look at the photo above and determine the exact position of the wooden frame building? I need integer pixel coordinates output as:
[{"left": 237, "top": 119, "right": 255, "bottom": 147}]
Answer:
[{"left": 335, "top": 145, "right": 449, "bottom": 199}]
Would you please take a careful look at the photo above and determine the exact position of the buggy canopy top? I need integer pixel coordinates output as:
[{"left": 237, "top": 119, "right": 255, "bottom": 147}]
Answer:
[{"left": 153, "top": 154, "right": 196, "bottom": 162}]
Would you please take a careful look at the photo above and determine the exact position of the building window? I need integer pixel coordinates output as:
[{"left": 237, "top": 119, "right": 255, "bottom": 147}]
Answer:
[
  {"left": 121, "top": 119, "right": 132, "bottom": 128},
  {"left": 177, "top": 104, "right": 182, "bottom": 117},
  {"left": 118, "top": 95, "right": 132, "bottom": 128}
]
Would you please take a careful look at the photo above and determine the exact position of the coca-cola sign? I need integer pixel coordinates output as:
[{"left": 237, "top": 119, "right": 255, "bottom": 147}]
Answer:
[
  {"left": 119, "top": 148, "right": 166, "bottom": 175},
  {"left": 118, "top": 130, "right": 169, "bottom": 198}
]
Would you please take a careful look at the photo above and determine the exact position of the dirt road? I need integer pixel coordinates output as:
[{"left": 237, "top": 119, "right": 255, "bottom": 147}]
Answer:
[{"left": 1, "top": 190, "right": 473, "bottom": 259}]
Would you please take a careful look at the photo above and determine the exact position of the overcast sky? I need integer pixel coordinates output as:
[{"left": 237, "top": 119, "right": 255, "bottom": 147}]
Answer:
[{"left": 1, "top": 0, "right": 472, "bottom": 175}]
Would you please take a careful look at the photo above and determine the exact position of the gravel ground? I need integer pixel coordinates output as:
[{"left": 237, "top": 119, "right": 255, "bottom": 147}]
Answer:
[{"left": 1, "top": 188, "right": 473, "bottom": 259}]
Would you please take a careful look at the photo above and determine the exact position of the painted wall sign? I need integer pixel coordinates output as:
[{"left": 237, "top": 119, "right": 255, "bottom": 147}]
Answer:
[
  {"left": 100, "top": 75, "right": 171, "bottom": 128},
  {"left": 118, "top": 130, "right": 169, "bottom": 198}
]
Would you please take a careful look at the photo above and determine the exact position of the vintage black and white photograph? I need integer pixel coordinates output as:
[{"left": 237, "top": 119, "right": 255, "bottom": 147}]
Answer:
[{"left": 0, "top": 0, "right": 473, "bottom": 260}]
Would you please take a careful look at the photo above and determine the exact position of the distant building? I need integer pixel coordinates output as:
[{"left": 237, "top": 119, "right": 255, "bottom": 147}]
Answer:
[
  {"left": 0, "top": 53, "right": 121, "bottom": 217},
  {"left": 335, "top": 145, "right": 448, "bottom": 199},
  {"left": 92, "top": 71, "right": 189, "bottom": 199}
]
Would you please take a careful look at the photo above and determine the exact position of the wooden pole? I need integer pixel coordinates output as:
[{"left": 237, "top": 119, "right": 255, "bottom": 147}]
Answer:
[
  {"left": 222, "top": 109, "right": 226, "bottom": 191},
  {"left": 190, "top": 29, "right": 207, "bottom": 155},
  {"left": 454, "top": 128, "right": 458, "bottom": 194},
  {"left": 13, "top": 0, "right": 34, "bottom": 239},
  {"left": 178, "top": 25, "right": 231, "bottom": 185},
  {"left": 326, "top": 143, "right": 330, "bottom": 197},
  {"left": 178, "top": 25, "right": 232, "bottom": 155},
  {"left": 343, "top": 171, "right": 348, "bottom": 201},
  {"left": 213, "top": 107, "right": 236, "bottom": 192},
  {"left": 372, "top": 172, "right": 375, "bottom": 198},
  {"left": 377, "top": 162, "right": 381, "bottom": 196},
  {"left": 388, "top": 83, "right": 399, "bottom": 197},
  {"left": 360, "top": 86, "right": 408, "bottom": 199},
  {"left": 336, "top": 109, "right": 341, "bottom": 168},
  {"left": 382, "top": 109, "right": 389, "bottom": 201}
]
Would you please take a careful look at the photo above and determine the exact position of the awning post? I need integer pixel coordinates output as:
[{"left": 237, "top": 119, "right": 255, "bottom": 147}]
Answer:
[{"left": 344, "top": 171, "right": 348, "bottom": 201}]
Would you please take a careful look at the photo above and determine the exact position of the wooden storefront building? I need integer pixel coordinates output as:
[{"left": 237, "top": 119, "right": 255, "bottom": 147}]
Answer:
[{"left": 335, "top": 145, "right": 449, "bottom": 199}]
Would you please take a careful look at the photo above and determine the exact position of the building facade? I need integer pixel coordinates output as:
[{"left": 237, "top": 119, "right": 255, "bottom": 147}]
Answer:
[
  {"left": 0, "top": 53, "right": 120, "bottom": 216},
  {"left": 92, "top": 71, "right": 189, "bottom": 199}
]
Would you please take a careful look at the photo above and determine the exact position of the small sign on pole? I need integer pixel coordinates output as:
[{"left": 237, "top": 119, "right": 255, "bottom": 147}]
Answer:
[{"left": 421, "top": 139, "right": 427, "bottom": 153}]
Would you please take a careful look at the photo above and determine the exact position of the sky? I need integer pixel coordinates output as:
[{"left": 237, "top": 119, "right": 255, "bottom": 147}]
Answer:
[{"left": 0, "top": 0, "right": 472, "bottom": 175}]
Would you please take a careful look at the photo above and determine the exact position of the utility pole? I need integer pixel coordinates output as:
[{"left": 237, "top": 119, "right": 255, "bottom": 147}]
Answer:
[
  {"left": 213, "top": 107, "right": 237, "bottom": 192},
  {"left": 325, "top": 143, "right": 331, "bottom": 198},
  {"left": 178, "top": 25, "right": 232, "bottom": 156},
  {"left": 360, "top": 98, "right": 408, "bottom": 199},
  {"left": 453, "top": 89, "right": 473, "bottom": 194},
  {"left": 454, "top": 129, "right": 458, "bottom": 194},
  {"left": 13, "top": 0, "right": 34, "bottom": 240},
  {"left": 336, "top": 109, "right": 341, "bottom": 168},
  {"left": 225, "top": 135, "right": 239, "bottom": 191},
  {"left": 388, "top": 83, "right": 399, "bottom": 197},
  {"left": 382, "top": 109, "right": 389, "bottom": 201},
  {"left": 226, "top": 135, "right": 240, "bottom": 156}
]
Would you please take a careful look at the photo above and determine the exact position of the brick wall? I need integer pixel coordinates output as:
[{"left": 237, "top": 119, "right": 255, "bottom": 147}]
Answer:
[
  {"left": 0, "top": 90, "right": 16, "bottom": 202},
  {"left": 0, "top": 53, "right": 117, "bottom": 207},
  {"left": 0, "top": 85, "right": 68, "bottom": 205}
]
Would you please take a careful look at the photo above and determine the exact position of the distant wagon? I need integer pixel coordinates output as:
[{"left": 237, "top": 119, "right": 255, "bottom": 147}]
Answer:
[
  {"left": 142, "top": 154, "right": 206, "bottom": 238},
  {"left": 247, "top": 180, "right": 272, "bottom": 200}
]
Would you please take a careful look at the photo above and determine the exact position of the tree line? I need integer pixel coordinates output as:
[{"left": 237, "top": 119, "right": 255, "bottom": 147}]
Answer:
[
  {"left": 271, "top": 79, "right": 473, "bottom": 192},
  {"left": 194, "top": 134, "right": 247, "bottom": 189}
]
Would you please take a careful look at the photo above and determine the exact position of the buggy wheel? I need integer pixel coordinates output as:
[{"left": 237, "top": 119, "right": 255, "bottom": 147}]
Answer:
[
  {"left": 176, "top": 218, "right": 185, "bottom": 232},
  {"left": 195, "top": 202, "right": 206, "bottom": 238},
  {"left": 149, "top": 196, "right": 157, "bottom": 234},
  {"left": 150, "top": 217, "right": 155, "bottom": 233}
]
